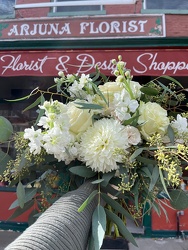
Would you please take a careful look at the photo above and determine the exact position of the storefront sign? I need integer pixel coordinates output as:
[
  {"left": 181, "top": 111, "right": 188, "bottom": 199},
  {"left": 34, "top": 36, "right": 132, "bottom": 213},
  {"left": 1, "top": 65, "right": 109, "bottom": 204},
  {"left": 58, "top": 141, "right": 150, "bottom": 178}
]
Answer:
[
  {"left": 0, "top": 15, "right": 165, "bottom": 40},
  {"left": 0, "top": 48, "right": 187, "bottom": 77}
]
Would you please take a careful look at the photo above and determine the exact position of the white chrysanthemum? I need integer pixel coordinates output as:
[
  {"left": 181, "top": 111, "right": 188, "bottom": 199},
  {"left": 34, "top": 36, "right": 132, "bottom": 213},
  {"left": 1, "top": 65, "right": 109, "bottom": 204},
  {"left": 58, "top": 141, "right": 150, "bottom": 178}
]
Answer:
[
  {"left": 79, "top": 118, "right": 129, "bottom": 173},
  {"left": 24, "top": 126, "right": 43, "bottom": 154}
]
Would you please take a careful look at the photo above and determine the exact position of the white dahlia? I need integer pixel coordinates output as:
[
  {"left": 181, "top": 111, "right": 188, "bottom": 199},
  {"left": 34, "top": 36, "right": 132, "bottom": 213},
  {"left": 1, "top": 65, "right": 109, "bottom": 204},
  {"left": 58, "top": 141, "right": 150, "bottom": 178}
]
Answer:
[{"left": 79, "top": 118, "right": 129, "bottom": 173}]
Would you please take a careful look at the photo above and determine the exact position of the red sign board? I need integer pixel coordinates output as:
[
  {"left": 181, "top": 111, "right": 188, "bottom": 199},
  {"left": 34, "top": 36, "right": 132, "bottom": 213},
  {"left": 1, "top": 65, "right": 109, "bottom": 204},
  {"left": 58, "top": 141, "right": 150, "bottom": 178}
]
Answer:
[
  {"left": 0, "top": 15, "right": 165, "bottom": 40},
  {"left": 0, "top": 48, "right": 188, "bottom": 77}
]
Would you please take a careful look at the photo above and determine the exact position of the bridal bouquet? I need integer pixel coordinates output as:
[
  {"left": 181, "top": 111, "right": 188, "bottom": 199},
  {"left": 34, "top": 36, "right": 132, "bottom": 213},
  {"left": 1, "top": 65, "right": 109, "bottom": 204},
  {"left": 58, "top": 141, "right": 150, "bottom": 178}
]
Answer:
[{"left": 2, "top": 55, "right": 188, "bottom": 249}]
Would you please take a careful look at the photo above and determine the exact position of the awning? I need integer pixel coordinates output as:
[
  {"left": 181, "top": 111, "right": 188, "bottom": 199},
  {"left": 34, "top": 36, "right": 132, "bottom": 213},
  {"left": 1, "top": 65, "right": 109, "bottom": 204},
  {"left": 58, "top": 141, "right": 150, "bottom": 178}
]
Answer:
[{"left": 0, "top": 48, "right": 188, "bottom": 77}]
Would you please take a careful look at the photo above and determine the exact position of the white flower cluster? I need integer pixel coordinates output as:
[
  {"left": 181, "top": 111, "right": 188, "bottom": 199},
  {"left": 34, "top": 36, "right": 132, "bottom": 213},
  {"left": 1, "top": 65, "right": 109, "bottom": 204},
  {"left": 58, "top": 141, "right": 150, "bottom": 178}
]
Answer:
[{"left": 24, "top": 61, "right": 187, "bottom": 174}]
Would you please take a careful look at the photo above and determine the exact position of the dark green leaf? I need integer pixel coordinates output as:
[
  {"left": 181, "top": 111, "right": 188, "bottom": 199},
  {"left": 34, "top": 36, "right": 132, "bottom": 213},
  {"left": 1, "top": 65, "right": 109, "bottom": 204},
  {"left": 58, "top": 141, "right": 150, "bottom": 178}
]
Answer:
[
  {"left": 167, "top": 125, "right": 175, "bottom": 144},
  {"left": 139, "top": 166, "right": 152, "bottom": 179},
  {"left": 78, "top": 190, "right": 98, "bottom": 212},
  {"left": 161, "top": 75, "right": 183, "bottom": 88},
  {"left": 170, "top": 190, "right": 188, "bottom": 210},
  {"left": 34, "top": 95, "right": 45, "bottom": 125},
  {"left": 5, "top": 95, "right": 30, "bottom": 102},
  {"left": 136, "top": 156, "right": 157, "bottom": 166},
  {"left": 101, "top": 193, "right": 133, "bottom": 220},
  {"left": 92, "top": 205, "right": 106, "bottom": 250},
  {"left": 16, "top": 182, "right": 26, "bottom": 209},
  {"left": 0, "top": 149, "right": 12, "bottom": 175},
  {"left": 101, "top": 172, "right": 115, "bottom": 187},
  {"left": 140, "top": 87, "right": 159, "bottom": 96},
  {"left": 28, "top": 209, "right": 38, "bottom": 225},
  {"left": 8, "top": 200, "right": 34, "bottom": 221},
  {"left": 149, "top": 166, "right": 159, "bottom": 192},
  {"left": 130, "top": 147, "right": 146, "bottom": 162},
  {"left": 0, "top": 116, "right": 13, "bottom": 142},
  {"left": 69, "top": 166, "right": 96, "bottom": 178},
  {"left": 9, "top": 188, "right": 37, "bottom": 210},
  {"left": 159, "top": 168, "right": 170, "bottom": 197},
  {"left": 23, "top": 95, "right": 44, "bottom": 112},
  {"left": 105, "top": 209, "right": 138, "bottom": 247},
  {"left": 122, "top": 114, "right": 139, "bottom": 126}
]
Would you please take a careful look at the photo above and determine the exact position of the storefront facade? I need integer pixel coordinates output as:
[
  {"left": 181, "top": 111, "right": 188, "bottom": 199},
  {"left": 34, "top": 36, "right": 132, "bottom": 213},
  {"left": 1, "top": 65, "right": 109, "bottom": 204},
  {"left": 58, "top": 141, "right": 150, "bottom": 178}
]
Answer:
[{"left": 0, "top": 0, "right": 188, "bottom": 236}]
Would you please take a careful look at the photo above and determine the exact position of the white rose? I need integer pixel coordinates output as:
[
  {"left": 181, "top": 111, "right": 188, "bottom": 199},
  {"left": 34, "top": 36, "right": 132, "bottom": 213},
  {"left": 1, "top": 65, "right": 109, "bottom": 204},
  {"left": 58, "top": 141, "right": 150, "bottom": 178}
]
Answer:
[
  {"left": 124, "top": 125, "right": 141, "bottom": 145},
  {"left": 138, "top": 102, "right": 169, "bottom": 141},
  {"left": 67, "top": 101, "right": 93, "bottom": 135}
]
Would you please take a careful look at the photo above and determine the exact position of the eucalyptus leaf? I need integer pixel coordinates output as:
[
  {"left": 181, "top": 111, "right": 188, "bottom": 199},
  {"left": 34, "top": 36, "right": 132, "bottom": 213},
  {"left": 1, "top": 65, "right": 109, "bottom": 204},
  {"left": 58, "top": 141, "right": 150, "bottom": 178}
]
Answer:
[
  {"left": 75, "top": 102, "right": 103, "bottom": 110},
  {"left": 92, "top": 205, "right": 106, "bottom": 250},
  {"left": 105, "top": 209, "right": 138, "bottom": 247},
  {"left": 0, "top": 116, "right": 13, "bottom": 142},
  {"left": 23, "top": 95, "right": 44, "bottom": 113},
  {"left": 78, "top": 190, "right": 98, "bottom": 212},
  {"left": 149, "top": 166, "right": 159, "bottom": 192},
  {"left": 170, "top": 190, "right": 188, "bottom": 210},
  {"left": 9, "top": 188, "right": 37, "bottom": 210},
  {"left": 0, "top": 149, "right": 12, "bottom": 175},
  {"left": 28, "top": 209, "right": 38, "bottom": 225},
  {"left": 34, "top": 95, "right": 45, "bottom": 125},
  {"left": 16, "top": 182, "right": 26, "bottom": 209},
  {"left": 101, "top": 193, "right": 133, "bottom": 220},
  {"left": 69, "top": 165, "right": 96, "bottom": 178},
  {"left": 92, "top": 179, "right": 104, "bottom": 184},
  {"left": 101, "top": 172, "right": 115, "bottom": 187},
  {"left": 8, "top": 200, "right": 34, "bottom": 221},
  {"left": 159, "top": 168, "right": 170, "bottom": 198},
  {"left": 167, "top": 125, "right": 175, "bottom": 144},
  {"left": 130, "top": 147, "right": 146, "bottom": 162},
  {"left": 161, "top": 75, "right": 183, "bottom": 88},
  {"left": 136, "top": 156, "right": 157, "bottom": 166}
]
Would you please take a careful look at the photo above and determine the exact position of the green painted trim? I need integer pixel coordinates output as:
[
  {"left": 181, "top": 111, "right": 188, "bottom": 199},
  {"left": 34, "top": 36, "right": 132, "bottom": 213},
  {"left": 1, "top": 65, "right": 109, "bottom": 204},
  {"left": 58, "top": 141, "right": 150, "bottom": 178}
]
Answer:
[
  {"left": 151, "top": 230, "right": 188, "bottom": 238},
  {"left": 0, "top": 37, "right": 188, "bottom": 50},
  {"left": 0, "top": 187, "right": 16, "bottom": 192},
  {"left": 0, "top": 221, "right": 28, "bottom": 232},
  {"left": 141, "top": 9, "right": 188, "bottom": 14},
  {"left": 48, "top": 10, "right": 106, "bottom": 17}
]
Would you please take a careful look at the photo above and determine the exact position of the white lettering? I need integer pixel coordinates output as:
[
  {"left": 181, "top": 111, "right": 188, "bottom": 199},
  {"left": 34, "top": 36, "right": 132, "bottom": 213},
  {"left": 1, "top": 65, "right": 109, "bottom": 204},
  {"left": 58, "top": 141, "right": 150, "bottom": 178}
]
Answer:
[
  {"left": 0, "top": 55, "right": 55, "bottom": 74},
  {"left": 134, "top": 52, "right": 188, "bottom": 74}
]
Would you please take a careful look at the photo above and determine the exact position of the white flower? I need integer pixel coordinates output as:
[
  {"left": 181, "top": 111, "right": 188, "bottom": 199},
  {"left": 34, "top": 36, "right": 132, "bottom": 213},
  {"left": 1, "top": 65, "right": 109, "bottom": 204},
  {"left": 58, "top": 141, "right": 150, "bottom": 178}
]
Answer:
[
  {"left": 24, "top": 126, "right": 43, "bottom": 154},
  {"left": 113, "top": 89, "right": 139, "bottom": 121},
  {"left": 42, "top": 126, "right": 72, "bottom": 161},
  {"left": 171, "top": 114, "right": 188, "bottom": 135},
  {"left": 124, "top": 125, "right": 141, "bottom": 145},
  {"left": 79, "top": 118, "right": 129, "bottom": 173}
]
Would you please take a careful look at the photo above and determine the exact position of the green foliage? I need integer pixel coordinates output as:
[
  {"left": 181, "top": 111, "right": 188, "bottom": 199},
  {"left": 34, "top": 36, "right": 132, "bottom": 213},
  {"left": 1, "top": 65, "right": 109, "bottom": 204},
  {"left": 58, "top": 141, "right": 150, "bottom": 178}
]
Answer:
[
  {"left": 92, "top": 205, "right": 106, "bottom": 250},
  {"left": 78, "top": 190, "right": 98, "bottom": 213},
  {"left": 170, "top": 190, "right": 188, "bottom": 210},
  {"left": 105, "top": 209, "right": 137, "bottom": 247},
  {"left": 0, "top": 116, "right": 13, "bottom": 143}
]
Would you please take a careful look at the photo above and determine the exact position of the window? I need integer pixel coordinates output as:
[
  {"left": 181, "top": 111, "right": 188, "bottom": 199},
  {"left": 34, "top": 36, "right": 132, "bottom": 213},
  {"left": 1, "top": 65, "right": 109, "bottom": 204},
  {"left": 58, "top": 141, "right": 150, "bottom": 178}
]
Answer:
[
  {"left": 49, "top": 0, "right": 106, "bottom": 16},
  {"left": 143, "top": 0, "right": 188, "bottom": 13},
  {"left": 0, "top": 0, "right": 15, "bottom": 17}
]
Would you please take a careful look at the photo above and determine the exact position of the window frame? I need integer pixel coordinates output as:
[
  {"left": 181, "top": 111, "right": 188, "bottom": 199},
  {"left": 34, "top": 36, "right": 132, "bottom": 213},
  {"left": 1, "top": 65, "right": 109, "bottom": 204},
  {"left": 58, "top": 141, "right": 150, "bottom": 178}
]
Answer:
[
  {"left": 0, "top": 0, "right": 15, "bottom": 19},
  {"left": 48, "top": 0, "right": 106, "bottom": 17},
  {"left": 142, "top": 0, "right": 188, "bottom": 14}
]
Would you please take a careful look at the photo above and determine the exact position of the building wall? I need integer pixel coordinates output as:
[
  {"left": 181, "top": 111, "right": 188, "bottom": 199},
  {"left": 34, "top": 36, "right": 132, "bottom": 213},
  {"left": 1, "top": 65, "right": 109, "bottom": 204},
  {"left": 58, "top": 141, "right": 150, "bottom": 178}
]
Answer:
[{"left": 14, "top": 0, "right": 188, "bottom": 37}]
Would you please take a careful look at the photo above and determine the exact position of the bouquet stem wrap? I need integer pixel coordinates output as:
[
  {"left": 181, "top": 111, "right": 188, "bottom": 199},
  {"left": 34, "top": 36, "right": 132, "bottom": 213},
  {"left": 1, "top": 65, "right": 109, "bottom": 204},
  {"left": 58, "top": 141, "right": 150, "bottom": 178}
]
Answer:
[{"left": 5, "top": 181, "right": 97, "bottom": 250}]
